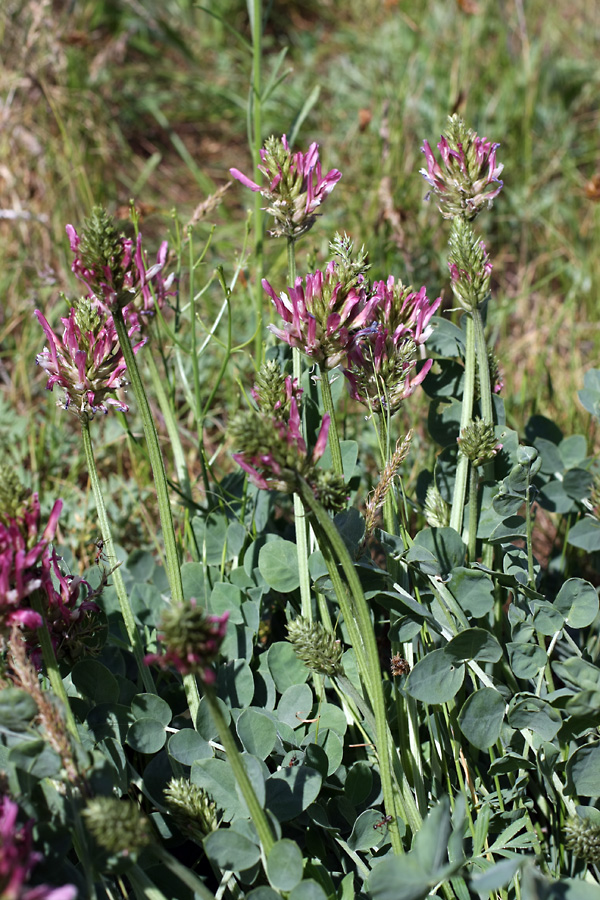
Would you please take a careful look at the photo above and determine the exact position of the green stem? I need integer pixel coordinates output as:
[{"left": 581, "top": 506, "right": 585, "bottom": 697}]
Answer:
[
  {"left": 525, "top": 479, "right": 536, "bottom": 590},
  {"left": 113, "top": 307, "right": 184, "bottom": 606},
  {"left": 450, "top": 315, "right": 476, "bottom": 535},
  {"left": 30, "top": 593, "right": 80, "bottom": 741},
  {"left": 319, "top": 366, "right": 344, "bottom": 478},
  {"left": 467, "top": 461, "right": 479, "bottom": 561},
  {"left": 251, "top": 0, "right": 264, "bottom": 366},
  {"left": 203, "top": 685, "right": 275, "bottom": 854},
  {"left": 152, "top": 843, "right": 218, "bottom": 899},
  {"left": 287, "top": 236, "right": 312, "bottom": 622},
  {"left": 81, "top": 417, "right": 155, "bottom": 693},
  {"left": 297, "top": 477, "right": 413, "bottom": 853}
]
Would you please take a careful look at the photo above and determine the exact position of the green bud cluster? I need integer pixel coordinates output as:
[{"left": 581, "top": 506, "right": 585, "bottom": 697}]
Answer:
[
  {"left": 74, "top": 297, "right": 102, "bottom": 338},
  {"left": 424, "top": 483, "right": 450, "bottom": 528},
  {"left": 83, "top": 797, "right": 153, "bottom": 857},
  {"left": 78, "top": 206, "right": 126, "bottom": 294},
  {"left": 329, "top": 232, "right": 370, "bottom": 292},
  {"left": 448, "top": 218, "right": 492, "bottom": 312},
  {"left": 0, "top": 466, "right": 30, "bottom": 523},
  {"left": 287, "top": 616, "right": 344, "bottom": 677},
  {"left": 164, "top": 778, "right": 219, "bottom": 843},
  {"left": 564, "top": 815, "right": 600, "bottom": 865},
  {"left": 252, "top": 361, "right": 294, "bottom": 418},
  {"left": 458, "top": 418, "right": 500, "bottom": 467}
]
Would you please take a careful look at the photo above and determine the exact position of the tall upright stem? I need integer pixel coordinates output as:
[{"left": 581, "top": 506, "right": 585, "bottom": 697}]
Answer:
[
  {"left": 81, "top": 417, "right": 155, "bottom": 694},
  {"left": 319, "top": 367, "right": 344, "bottom": 478},
  {"left": 450, "top": 315, "right": 475, "bottom": 535},
  {"left": 30, "top": 593, "right": 80, "bottom": 741}
]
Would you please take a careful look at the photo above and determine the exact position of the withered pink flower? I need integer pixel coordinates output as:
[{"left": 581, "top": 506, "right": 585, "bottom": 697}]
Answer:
[
  {"left": 231, "top": 134, "right": 341, "bottom": 239},
  {"left": 0, "top": 794, "right": 77, "bottom": 899},
  {"left": 145, "top": 600, "right": 228, "bottom": 683},
  {"left": 420, "top": 115, "right": 503, "bottom": 220},
  {"left": 35, "top": 299, "right": 145, "bottom": 418},
  {"left": 263, "top": 262, "right": 378, "bottom": 369},
  {"left": 343, "top": 279, "right": 440, "bottom": 415}
]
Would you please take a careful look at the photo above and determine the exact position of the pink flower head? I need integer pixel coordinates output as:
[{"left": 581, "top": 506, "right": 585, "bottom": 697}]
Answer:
[
  {"left": 66, "top": 208, "right": 172, "bottom": 316},
  {"left": 145, "top": 600, "right": 229, "bottom": 682},
  {"left": 0, "top": 489, "right": 62, "bottom": 636},
  {"left": 230, "top": 134, "right": 341, "bottom": 239},
  {"left": 35, "top": 300, "right": 145, "bottom": 418},
  {"left": 0, "top": 794, "right": 77, "bottom": 899},
  {"left": 263, "top": 262, "right": 378, "bottom": 369},
  {"left": 343, "top": 279, "right": 440, "bottom": 415},
  {"left": 420, "top": 115, "right": 503, "bottom": 220}
]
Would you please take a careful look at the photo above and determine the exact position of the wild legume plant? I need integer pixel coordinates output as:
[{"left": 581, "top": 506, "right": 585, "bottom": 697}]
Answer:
[{"left": 2, "top": 105, "right": 600, "bottom": 900}]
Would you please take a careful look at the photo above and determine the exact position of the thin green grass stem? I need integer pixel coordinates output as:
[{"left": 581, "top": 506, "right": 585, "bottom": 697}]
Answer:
[
  {"left": 203, "top": 684, "right": 275, "bottom": 854},
  {"left": 112, "top": 307, "right": 184, "bottom": 607},
  {"left": 251, "top": 0, "right": 264, "bottom": 366},
  {"left": 467, "top": 462, "right": 479, "bottom": 561},
  {"left": 30, "top": 593, "right": 80, "bottom": 741},
  {"left": 450, "top": 315, "right": 476, "bottom": 535},
  {"left": 297, "top": 477, "right": 414, "bottom": 852},
  {"left": 319, "top": 367, "right": 344, "bottom": 478},
  {"left": 80, "top": 417, "right": 155, "bottom": 694}
]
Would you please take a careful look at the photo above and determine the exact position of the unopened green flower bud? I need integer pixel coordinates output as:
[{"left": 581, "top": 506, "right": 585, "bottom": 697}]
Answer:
[
  {"left": 448, "top": 218, "right": 492, "bottom": 312},
  {"left": 329, "top": 233, "right": 370, "bottom": 292},
  {"left": 424, "top": 483, "right": 450, "bottom": 528},
  {"left": 74, "top": 296, "right": 102, "bottom": 337},
  {"left": 311, "top": 469, "right": 348, "bottom": 513},
  {"left": 164, "top": 778, "right": 219, "bottom": 843},
  {"left": 458, "top": 419, "right": 502, "bottom": 467},
  {"left": 0, "top": 467, "right": 30, "bottom": 523},
  {"left": 565, "top": 815, "right": 600, "bottom": 865},
  {"left": 287, "top": 616, "right": 344, "bottom": 677},
  {"left": 252, "top": 362, "right": 298, "bottom": 419},
  {"left": 83, "top": 797, "right": 153, "bottom": 857},
  {"left": 78, "top": 207, "right": 126, "bottom": 295}
]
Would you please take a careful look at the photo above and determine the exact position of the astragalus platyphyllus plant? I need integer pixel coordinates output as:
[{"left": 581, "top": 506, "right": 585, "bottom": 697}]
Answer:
[
  {"left": 0, "top": 795, "right": 77, "bottom": 900},
  {"left": 343, "top": 278, "right": 440, "bottom": 415},
  {"left": 230, "top": 134, "right": 341, "bottom": 239},
  {"left": 420, "top": 113, "right": 504, "bottom": 220},
  {"left": 35, "top": 298, "right": 144, "bottom": 418}
]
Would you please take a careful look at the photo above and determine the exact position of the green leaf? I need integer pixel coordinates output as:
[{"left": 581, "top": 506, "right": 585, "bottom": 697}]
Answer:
[
  {"left": 288, "top": 881, "right": 328, "bottom": 900},
  {"left": 567, "top": 743, "right": 600, "bottom": 797},
  {"left": 448, "top": 568, "right": 494, "bottom": 618},
  {"left": 345, "top": 761, "right": 373, "bottom": 807},
  {"left": 368, "top": 855, "right": 435, "bottom": 900},
  {"left": 508, "top": 696, "right": 562, "bottom": 741},
  {"left": 193, "top": 513, "right": 231, "bottom": 565},
  {"left": 236, "top": 709, "right": 278, "bottom": 759},
  {"left": 559, "top": 434, "right": 588, "bottom": 469},
  {"left": 168, "top": 729, "right": 212, "bottom": 765},
  {"left": 348, "top": 809, "right": 387, "bottom": 851},
  {"left": 266, "top": 766, "right": 322, "bottom": 822},
  {"left": 130, "top": 694, "right": 172, "bottom": 726},
  {"left": 191, "top": 757, "right": 245, "bottom": 820},
  {"left": 410, "top": 527, "right": 466, "bottom": 577},
  {"left": 302, "top": 730, "right": 343, "bottom": 776},
  {"left": 534, "top": 438, "right": 564, "bottom": 476},
  {"left": 538, "top": 480, "right": 577, "bottom": 514},
  {"left": 268, "top": 642, "right": 310, "bottom": 693},
  {"left": 458, "top": 688, "right": 505, "bottom": 749},
  {"left": 469, "top": 858, "right": 524, "bottom": 893},
  {"left": 247, "top": 890, "right": 281, "bottom": 900},
  {"left": 489, "top": 516, "right": 527, "bottom": 544},
  {"left": 210, "top": 582, "right": 244, "bottom": 623},
  {"left": 217, "top": 658, "right": 255, "bottom": 709},
  {"left": 405, "top": 649, "right": 465, "bottom": 704},
  {"left": 266, "top": 839, "right": 304, "bottom": 892},
  {"left": 318, "top": 440, "right": 358, "bottom": 482},
  {"left": 428, "top": 398, "right": 463, "bottom": 447},
  {"left": 204, "top": 828, "right": 261, "bottom": 870},
  {"left": 412, "top": 798, "right": 451, "bottom": 872},
  {"left": 567, "top": 517, "right": 600, "bottom": 552},
  {"left": 553, "top": 657, "right": 600, "bottom": 691},
  {"left": 554, "top": 578, "right": 599, "bottom": 628},
  {"left": 180, "top": 561, "right": 205, "bottom": 602},
  {"left": 315, "top": 702, "right": 347, "bottom": 737},
  {"left": 277, "top": 683, "right": 313, "bottom": 730},
  {"left": 0, "top": 687, "right": 38, "bottom": 730},
  {"left": 446, "top": 628, "right": 502, "bottom": 663},
  {"left": 126, "top": 717, "right": 167, "bottom": 753},
  {"left": 259, "top": 540, "right": 300, "bottom": 592},
  {"left": 531, "top": 600, "right": 565, "bottom": 635},
  {"left": 72, "top": 659, "right": 119, "bottom": 704},
  {"left": 506, "top": 642, "right": 547, "bottom": 678},
  {"left": 9, "top": 739, "right": 62, "bottom": 778},
  {"left": 578, "top": 368, "right": 600, "bottom": 418},
  {"left": 563, "top": 468, "right": 594, "bottom": 501},
  {"left": 427, "top": 316, "right": 465, "bottom": 356}
]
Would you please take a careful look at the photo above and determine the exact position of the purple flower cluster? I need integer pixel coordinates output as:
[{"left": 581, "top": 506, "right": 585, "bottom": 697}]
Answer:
[
  {"left": 263, "top": 263, "right": 378, "bottom": 370},
  {"left": 145, "top": 600, "right": 229, "bottom": 682},
  {"left": 344, "top": 278, "right": 441, "bottom": 415},
  {"left": 420, "top": 116, "right": 504, "bottom": 220},
  {"left": 231, "top": 135, "right": 341, "bottom": 239},
  {"left": 0, "top": 795, "right": 77, "bottom": 900},
  {"left": 0, "top": 483, "right": 99, "bottom": 664}
]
